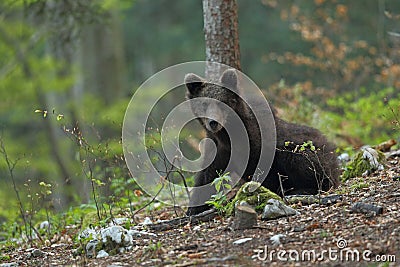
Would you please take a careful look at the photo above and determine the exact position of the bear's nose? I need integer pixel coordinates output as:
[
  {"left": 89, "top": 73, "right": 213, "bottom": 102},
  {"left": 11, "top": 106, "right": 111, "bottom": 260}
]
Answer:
[{"left": 209, "top": 120, "right": 219, "bottom": 130}]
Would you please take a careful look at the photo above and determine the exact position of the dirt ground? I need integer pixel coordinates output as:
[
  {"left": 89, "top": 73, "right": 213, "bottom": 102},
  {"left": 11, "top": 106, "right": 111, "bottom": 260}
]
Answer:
[{"left": 3, "top": 157, "right": 400, "bottom": 267}]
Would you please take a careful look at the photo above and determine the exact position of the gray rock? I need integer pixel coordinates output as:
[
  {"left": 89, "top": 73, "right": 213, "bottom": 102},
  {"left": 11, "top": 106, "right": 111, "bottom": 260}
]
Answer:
[
  {"left": 98, "top": 226, "right": 133, "bottom": 256},
  {"left": 351, "top": 202, "right": 383, "bottom": 215},
  {"left": 100, "top": 226, "right": 132, "bottom": 247},
  {"left": 233, "top": 205, "right": 257, "bottom": 230},
  {"left": 31, "top": 248, "right": 44, "bottom": 257},
  {"left": 261, "top": 199, "right": 299, "bottom": 220},
  {"left": 86, "top": 239, "right": 99, "bottom": 258},
  {"left": 39, "top": 221, "right": 50, "bottom": 230},
  {"left": 0, "top": 263, "right": 18, "bottom": 267},
  {"left": 96, "top": 250, "right": 109, "bottom": 258},
  {"left": 270, "top": 234, "right": 285, "bottom": 246},
  {"left": 362, "top": 147, "right": 384, "bottom": 170},
  {"left": 79, "top": 228, "right": 97, "bottom": 240},
  {"left": 233, "top": 237, "right": 252, "bottom": 245}
]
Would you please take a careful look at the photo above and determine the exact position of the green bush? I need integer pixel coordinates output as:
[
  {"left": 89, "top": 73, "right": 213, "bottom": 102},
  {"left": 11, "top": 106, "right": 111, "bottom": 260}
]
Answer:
[{"left": 323, "top": 87, "right": 400, "bottom": 146}]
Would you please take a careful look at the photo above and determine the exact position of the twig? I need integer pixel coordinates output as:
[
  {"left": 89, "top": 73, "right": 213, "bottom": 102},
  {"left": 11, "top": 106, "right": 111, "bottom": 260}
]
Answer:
[
  {"left": 277, "top": 173, "right": 288, "bottom": 203},
  {"left": 132, "top": 182, "right": 165, "bottom": 218},
  {"left": 0, "top": 136, "right": 32, "bottom": 243}
]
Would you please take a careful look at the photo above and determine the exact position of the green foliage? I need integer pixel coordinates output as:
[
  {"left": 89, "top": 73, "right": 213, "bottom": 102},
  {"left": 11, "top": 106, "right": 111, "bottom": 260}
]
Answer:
[
  {"left": 109, "top": 174, "right": 142, "bottom": 213},
  {"left": 205, "top": 172, "right": 232, "bottom": 214},
  {"left": 0, "top": 202, "right": 97, "bottom": 247},
  {"left": 342, "top": 149, "right": 386, "bottom": 181},
  {"left": 81, "top": 210, "right": 107, "bottom": 229},
  {"left": 277, "top": 82, "right": 400, "bottom": 147},
  {"left": 148, "top": 241, "right": 163, "bottom": 252},
  {"left": 323, "top": 87, "right": 400, "bottom": 146},
  {"left": 212, "top": 172, "right": 232, "bottom": 193},
  {"left": 285, "top": 140, "right": 316, "bottom": 153},
  {"left": 1, "top": 0, "right": 400, "bottom": 253},
  {"left": 350, "top": 180, "right": 369, "bottom": 191},
  {"left": 0, "top": 254, "right": 11, "bottom": 262}
]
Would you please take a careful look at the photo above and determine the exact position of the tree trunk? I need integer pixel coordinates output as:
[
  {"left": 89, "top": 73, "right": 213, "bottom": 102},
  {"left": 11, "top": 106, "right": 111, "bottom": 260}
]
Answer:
[
  {"left": 202, "top": 0, "right": 241, "bottom": 81},
  {"left": 81, "top": 10, "right": 126, "bottom": 105}
]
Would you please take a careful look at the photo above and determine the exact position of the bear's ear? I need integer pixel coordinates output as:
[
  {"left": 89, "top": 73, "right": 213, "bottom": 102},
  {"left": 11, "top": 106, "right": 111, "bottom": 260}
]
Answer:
[
  {"left": 220, "top": 69, "right": 238, "bottom": 91},
  {"left": 184, "top": 73, "right": 204, "bottom": 95}
]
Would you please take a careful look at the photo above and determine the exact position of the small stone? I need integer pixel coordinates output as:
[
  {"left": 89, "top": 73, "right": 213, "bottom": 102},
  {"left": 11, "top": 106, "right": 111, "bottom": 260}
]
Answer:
[
  {"left": 31, "top": 248, "right": 44, "bottom": 257},
  {"left": 293, "top": 225, "right": 305, "bottom": 232},
  {"left": 39, "top": 221, "right": 50, "bottom": 230},
  {"left": 233, "top": 205, "right": 257, "bottom": 230},
  {"left": 86, "top": 239, "right": 99, "bottom": 258},
  {"left": 261, "top": 199, "right": 299, "bottom": 220},
  {"left": 192, "top": 225, "right": 201, "bottom": 231},
  {"left": 96, "top": 250, "right": 109, "bottom": 258},
  {"left": 142, "top": 217, "right": 153, "bottom": 225},
  {"left": 320, "top": 194, "right": 342, "bottom": 205},
  {"left": 270, "top": 234, "right": 285, "bottom": 246},
  {"left": 233, "top": 237, "right": 252, "bottom": 245},
  {"left": 338, "top": 153, "right": 350, "bottom": 163}
]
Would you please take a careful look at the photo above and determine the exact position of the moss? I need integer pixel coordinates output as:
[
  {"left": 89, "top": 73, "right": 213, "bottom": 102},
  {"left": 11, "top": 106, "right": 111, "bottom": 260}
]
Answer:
[
  {"left": 226, "top": 181, "right": 282, "bottom": 215},
  {"left": 0, "top": 254, "right": 11, "bottom": 261},
  {"left": 350, "top": 181, "right": 369, "bottom": 190},
  {"left": 81, "top": 211, "right": 100, "bottom": 229},
  {"left": 342, "top": 148, "right": 385, "bottom": 181}
]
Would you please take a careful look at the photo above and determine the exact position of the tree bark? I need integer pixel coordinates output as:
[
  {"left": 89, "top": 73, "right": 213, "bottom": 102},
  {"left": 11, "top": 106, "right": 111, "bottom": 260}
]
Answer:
[{"left": 202, "top": 0, "right": 241, "bottom": 81}]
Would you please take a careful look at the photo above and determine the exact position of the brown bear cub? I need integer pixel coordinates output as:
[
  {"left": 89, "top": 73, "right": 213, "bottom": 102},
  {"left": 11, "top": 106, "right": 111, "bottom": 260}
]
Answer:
[{"left": 184, "top": 69, "right": 340, "bottom": 215}]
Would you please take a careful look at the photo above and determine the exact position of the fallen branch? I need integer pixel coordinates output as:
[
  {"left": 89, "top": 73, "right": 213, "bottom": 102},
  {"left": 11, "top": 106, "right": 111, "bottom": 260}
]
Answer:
[
  {"left": 148, "top": 209, "right": 217, "bottom": 231},
  {"left": 351, "top": 202, "right": 383, "bottom": 215},
  {"left": 385, "top": 149, "right": 400, "bottom": 159},
  {"left": 285, "top": 194, "right": 342, "bottom": 205}
]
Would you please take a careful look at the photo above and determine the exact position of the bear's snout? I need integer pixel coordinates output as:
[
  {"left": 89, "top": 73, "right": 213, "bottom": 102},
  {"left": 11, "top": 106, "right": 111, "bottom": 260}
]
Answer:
[{"left": 209, "top": 120, "right": 219, "bottom": 130}]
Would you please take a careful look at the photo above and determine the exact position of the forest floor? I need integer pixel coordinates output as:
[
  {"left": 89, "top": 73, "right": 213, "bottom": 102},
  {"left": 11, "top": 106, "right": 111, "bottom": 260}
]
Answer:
[{"left": 2, "top": 156, "right": 400, "bottom": 267}]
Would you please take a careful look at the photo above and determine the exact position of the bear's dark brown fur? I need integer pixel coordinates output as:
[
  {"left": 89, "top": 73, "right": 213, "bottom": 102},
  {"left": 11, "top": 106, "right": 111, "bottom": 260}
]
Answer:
[{"left": 184, "top": 69, "right": 340, "bottom": 215}]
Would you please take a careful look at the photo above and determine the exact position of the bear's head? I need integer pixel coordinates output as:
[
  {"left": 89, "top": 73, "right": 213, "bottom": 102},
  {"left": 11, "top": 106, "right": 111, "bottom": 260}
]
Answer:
[{"left": 184, "top": 69, "right": 242, "bottom": 133}]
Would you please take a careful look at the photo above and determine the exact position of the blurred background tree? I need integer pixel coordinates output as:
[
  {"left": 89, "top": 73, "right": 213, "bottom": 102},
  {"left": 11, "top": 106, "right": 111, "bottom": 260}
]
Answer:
[{"left": 0, "top": 0, "right": 399, "bottom": 219}]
